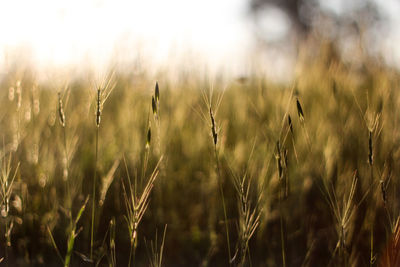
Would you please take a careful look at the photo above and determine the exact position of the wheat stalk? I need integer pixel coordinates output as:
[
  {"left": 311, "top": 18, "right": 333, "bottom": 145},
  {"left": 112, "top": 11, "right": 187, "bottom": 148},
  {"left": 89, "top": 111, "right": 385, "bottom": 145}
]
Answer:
[{"left": 123, "top": 157, "right": 162, "bottom": 267}]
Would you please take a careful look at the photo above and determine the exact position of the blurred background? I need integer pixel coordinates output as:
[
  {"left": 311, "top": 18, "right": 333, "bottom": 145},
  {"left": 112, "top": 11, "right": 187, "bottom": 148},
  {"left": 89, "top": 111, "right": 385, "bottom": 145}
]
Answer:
[
  {"left": 1, "top": 1, "right": 400, "bottom": 266},
  {"left": 0, "top": 0, "right": 399, "bottom": 81}
]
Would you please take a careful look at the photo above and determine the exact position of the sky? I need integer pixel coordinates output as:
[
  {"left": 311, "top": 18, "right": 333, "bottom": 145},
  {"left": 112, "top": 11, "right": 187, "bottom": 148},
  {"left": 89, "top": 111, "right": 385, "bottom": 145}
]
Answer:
[
  {"left": 0, "top": 0, "right": 399, "bottom": 78},
  {"left": 0, "top": 0, "right": 253, "bottom": 74}
]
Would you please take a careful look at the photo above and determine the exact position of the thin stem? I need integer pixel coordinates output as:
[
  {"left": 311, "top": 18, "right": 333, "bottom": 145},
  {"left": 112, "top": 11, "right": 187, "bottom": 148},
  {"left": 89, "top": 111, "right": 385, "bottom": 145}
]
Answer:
[
  {"left": 279, "top": 188, "right": 287, "bottom": 267},
  {"left": 128, "top": 241, "right": 133, "bottom": 267},
  {"left": 370, "top": 224, "right": 374, "bottom": 267},
  {"left": 369, "top": 152, "right": 374, "bottom": 267},
  {"left": 5, "top": 220, "right": 8, "bottom": 267},
  {"left": 128, "top": 238, "right": 136, "bottom": 267},
  {"left": 247, "top": 245, "right": 253, "bottom": 267},
  {"left": 90, "top": 126, "right": 99, "bottom": 260},
  {"left": 214, "top": 147, "right": 232, "bottom": 265},
  {"left": 133, "top": 243, "right": 136, "bottom": 267},
  {"left": 384, "top": 205, "right": 393, "bottom": 233},
  {"left": 142, "top": 147, "right": 149, "bottom": 189},
  {"left": 63, "top": 127, "right": 72, "bottom": 223},
  {"left": 62, "top": 125, "right": 75, "bottom": 267}
]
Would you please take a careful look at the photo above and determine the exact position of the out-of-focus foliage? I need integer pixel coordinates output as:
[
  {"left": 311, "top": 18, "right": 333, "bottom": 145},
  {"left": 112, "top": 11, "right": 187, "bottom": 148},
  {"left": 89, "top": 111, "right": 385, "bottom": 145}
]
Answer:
[{"left": 249, "top": 0, "right": 385, "bottom": 39}]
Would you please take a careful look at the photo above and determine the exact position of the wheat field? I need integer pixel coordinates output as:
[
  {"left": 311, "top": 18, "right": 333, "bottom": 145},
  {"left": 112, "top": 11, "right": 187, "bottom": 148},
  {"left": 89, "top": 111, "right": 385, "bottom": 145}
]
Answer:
[{"left": 0, "top": 43, "right": 400, "bottom": 266}]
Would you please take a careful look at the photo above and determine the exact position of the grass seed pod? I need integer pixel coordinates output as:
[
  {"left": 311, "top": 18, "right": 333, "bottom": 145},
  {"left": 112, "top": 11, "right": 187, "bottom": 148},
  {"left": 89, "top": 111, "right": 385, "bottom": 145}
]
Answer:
[
  {"left": 58, "top": 92, "right": 65, "bottom": 127},
  {"left": 288, "top": 115, "right": 293, "bottom": 134},
  {"left": 146, "top": 125, "right": 151, "bottom": 149},
  {"left": 155, "top": 82, "right": 160, "bottom": 103},
  {"left": 275, "top": 141, "right": 283, "bottom": 180},
  {"left": 209, "top": 108, "right": 218, "bottom": 146},
  {"left": 296, "top": 99, "right": 304, "bottom": 122},
  {"left": 96, "top": 88, "right": 101, "bottom": 127},
  {"left": 152, "top": 96, "right": 157, "bottom": 116}
]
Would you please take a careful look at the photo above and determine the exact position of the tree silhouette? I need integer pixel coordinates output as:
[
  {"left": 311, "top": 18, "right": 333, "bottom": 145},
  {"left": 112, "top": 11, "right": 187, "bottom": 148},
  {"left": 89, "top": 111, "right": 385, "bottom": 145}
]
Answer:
[{"left": 249, "top": 0, "right": 386, "bottom": 42}]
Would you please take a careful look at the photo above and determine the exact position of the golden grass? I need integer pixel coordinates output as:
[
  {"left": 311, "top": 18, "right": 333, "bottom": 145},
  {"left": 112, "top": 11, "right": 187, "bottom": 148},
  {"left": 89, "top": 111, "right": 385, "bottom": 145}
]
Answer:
[{"left": 0, "top": 44, "right": 400, "bottom": 265}]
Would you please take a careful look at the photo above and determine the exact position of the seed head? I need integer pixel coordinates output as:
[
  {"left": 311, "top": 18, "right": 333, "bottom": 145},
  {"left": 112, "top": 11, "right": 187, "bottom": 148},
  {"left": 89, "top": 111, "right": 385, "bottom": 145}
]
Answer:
[
  {"left": 283, "top": 148, "right": 288, "bottom": 167},
  {"left": 96, "top": 88, "right": 101, "bottom": 127},
  {"left": 288, "top": 115, "right": 293, "bottom": 134},
  {"left": 58, "top": 92, "right": 65, "bottom": 127},
  {"left": 155, "top": 82, "right": 160, "bottom": 103},
  {"left": 146, "top": 125, "right": 151, "bottom": 149},
  {"left": 152, "top": 96, "right": 157, "bottom": 116},
  {"left": 209, "top": 108, "right": 218, "bottom": 146},
  {"left": 296, "top": 99, "right": 304, "bottom": 122}
]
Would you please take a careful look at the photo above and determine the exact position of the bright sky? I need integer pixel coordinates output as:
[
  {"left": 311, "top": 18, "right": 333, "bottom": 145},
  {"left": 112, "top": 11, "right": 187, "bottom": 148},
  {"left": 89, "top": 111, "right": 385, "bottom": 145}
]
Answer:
[
  {"left": 0, "top": 0, "right": 253, "bottom": 73},
  {"left": 0, "top": 0, "right": 399, "bottom": 78}
]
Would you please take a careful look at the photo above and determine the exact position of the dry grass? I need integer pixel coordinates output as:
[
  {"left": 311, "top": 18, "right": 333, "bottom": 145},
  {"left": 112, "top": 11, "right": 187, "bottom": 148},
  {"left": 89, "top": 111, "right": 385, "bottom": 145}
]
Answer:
[{"left": 0, "top": 43, "right": 400, "bottom": 266}]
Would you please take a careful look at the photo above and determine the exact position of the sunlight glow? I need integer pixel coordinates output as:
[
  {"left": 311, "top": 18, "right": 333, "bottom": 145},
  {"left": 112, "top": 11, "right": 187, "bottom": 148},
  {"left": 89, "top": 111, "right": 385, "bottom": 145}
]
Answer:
[{"left": 0, "top": 0, "right": 252, "bottom": 73}]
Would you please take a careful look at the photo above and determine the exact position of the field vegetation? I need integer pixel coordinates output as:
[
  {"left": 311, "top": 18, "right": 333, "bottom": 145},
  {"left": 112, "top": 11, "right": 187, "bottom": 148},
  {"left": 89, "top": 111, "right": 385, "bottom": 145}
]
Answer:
[{"left": 0, "top": 42, "right": 400, "bottom": 266}]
